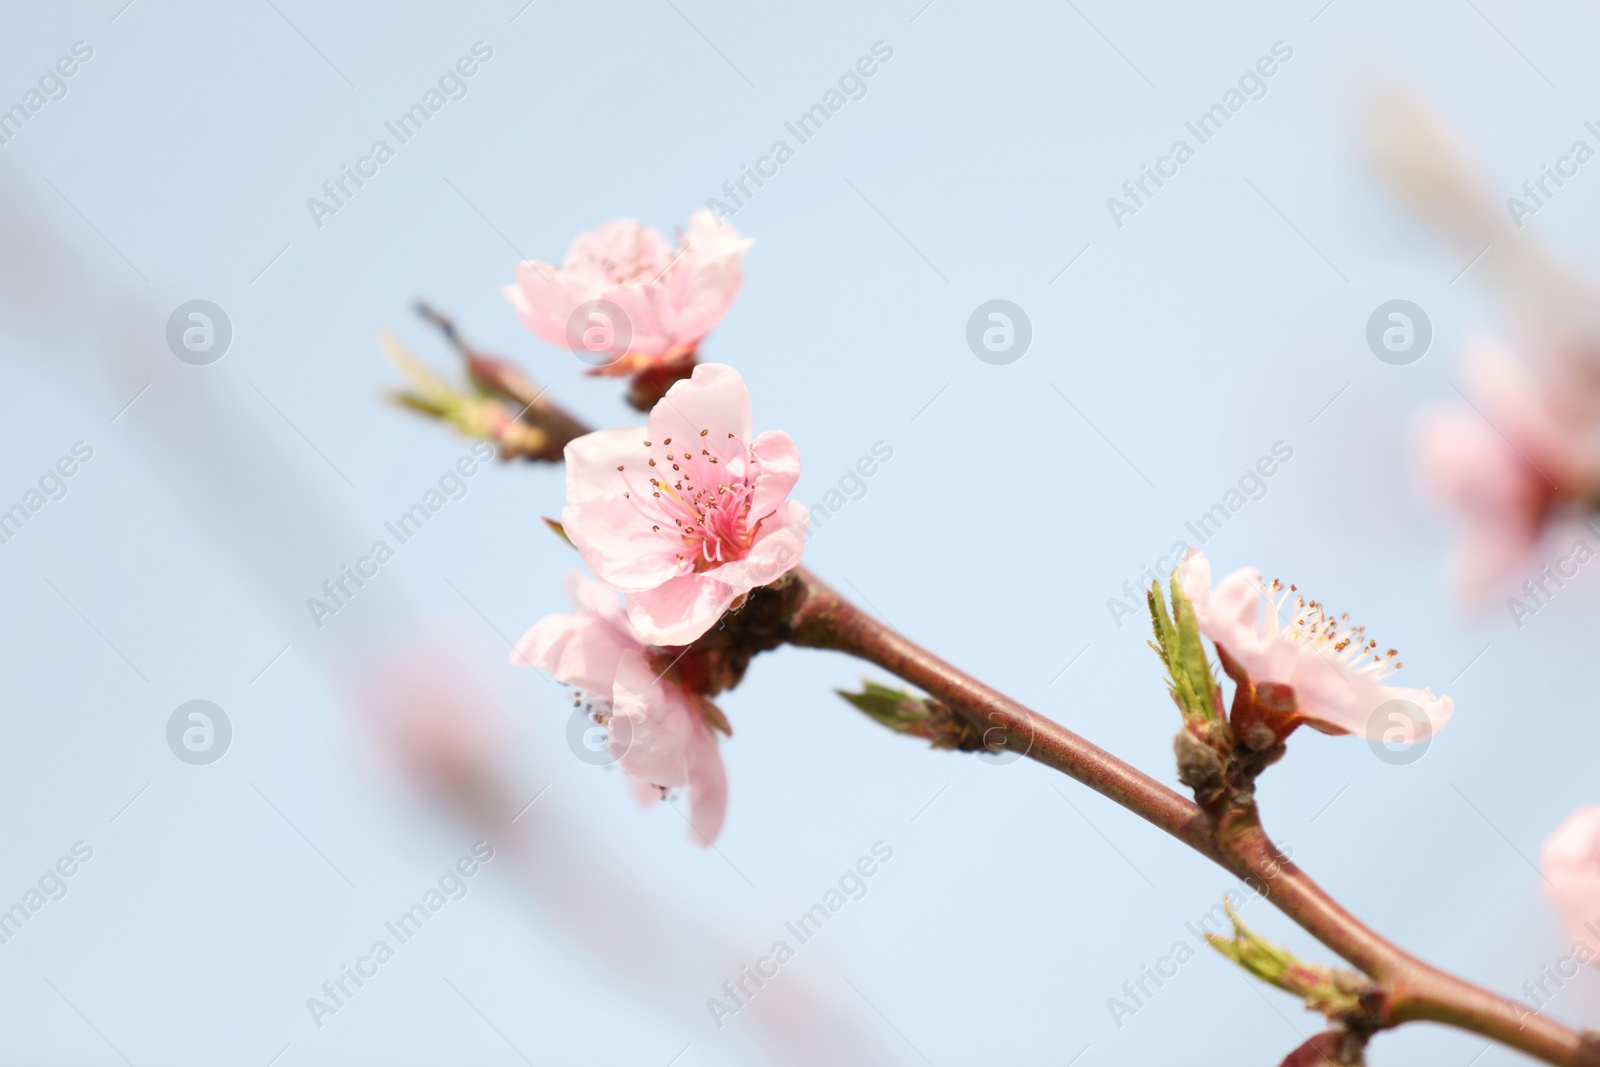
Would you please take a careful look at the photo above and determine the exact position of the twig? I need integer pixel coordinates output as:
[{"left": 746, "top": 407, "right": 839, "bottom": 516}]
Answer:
[
  {"left": 786, "top": 568, "right": 1600, "bottom": 1067},
  {"left": 412, "top": 300, "right": 591, "bottom": 459}
]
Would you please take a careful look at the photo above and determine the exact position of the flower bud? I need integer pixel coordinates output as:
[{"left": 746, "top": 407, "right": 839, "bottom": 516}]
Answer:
[
  {"left": 1205, "top": 897, "right": 1376, "bottom": 1025},
  {"left": 1279, "top": 1031, "right": 1366, "bottom": 1066},
  {"left": 837, "top": 681, "right": 984, "bottom": 752},
  {"left": 1173, "top": 724, "right": 1227, "bottom": 802},
  {"left": 1542, "top": 806, "right": 1600, "bottom": 958}
]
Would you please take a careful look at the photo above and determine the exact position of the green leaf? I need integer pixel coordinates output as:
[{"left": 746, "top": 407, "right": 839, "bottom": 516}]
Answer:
[
  {"left": 377, "top": 331, "right": 459, "bottom": 411},
  {"left": 1204, "top": 897, "right": 1368, "bottom": 1020},
  {"left": 1147, "top": 572, "right": 1219, "bottom": 724},
  {"left": 1147, "top": 579, "right": 1176, "bottom": 658},
  {"left": 388, "top": 389, "right": 452, "bottom": 419},
  {"left": 1170, "top": 571, "right": 1219, "bottom": 722}
]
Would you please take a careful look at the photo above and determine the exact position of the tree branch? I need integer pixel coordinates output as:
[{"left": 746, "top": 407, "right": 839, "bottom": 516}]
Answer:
[
  {"left": 377, "top": 315, "right": 1600, "bottom": 1064},
  {"left": 786, "top": 568, "right": 1600, "bottom": 1067}
]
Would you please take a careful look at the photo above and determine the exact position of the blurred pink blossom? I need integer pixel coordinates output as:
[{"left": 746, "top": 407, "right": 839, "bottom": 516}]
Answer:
[
  {"left": 1542, "top": 806, "right": 1600, "bottom": 957},
  {"left": 513, "top": 571, "right": 728, "bottom": 845},
  {"left": 560, "top": 363, "right": 806, "bottom": 646},
  {"left": 1418, "top": 340, "right": 1566, "bottom": 598},
  {"left": 1176, "top": 548, "right": 1454, "bottom": 739},
  {"left": 503, "top": 210, "right": 752, "bottom": 376}
]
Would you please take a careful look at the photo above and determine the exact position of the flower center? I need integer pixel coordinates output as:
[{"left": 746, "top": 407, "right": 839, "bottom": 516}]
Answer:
[
  {"left": 620, "top": 431, "right": 756, "bottom": 572},
  {"left": 588, "top": 229, "right": 671, "bottom": 287},
  {"left": 1265, "top": 579, "right": 1402, "bottom": 680}
]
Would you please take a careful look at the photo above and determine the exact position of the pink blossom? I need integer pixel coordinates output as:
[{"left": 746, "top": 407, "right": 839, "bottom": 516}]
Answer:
[
  {"left": 503, "top": 210, "right": 752, "bottom": 376},
  {"left": 1542, "top": 806, "right": 1600, "bottom": 957},
  {"left": 512, "top": 572, "right": 728, "bottom": 845},
  {"left": 1418, "top": 341, "right": 1561, "bottom": 597},
  {"left": 1176, "top": 548, "right": 1453, "bottom": 739},
  {"left": 560, "top": 362, "right": 807, "bottom": 646},
  {"left": 1418, "top": 409, "right": 1552, "bottom": 599}
]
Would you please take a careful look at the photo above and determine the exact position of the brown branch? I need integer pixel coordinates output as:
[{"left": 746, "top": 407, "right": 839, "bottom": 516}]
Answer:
[
  {"left": 786, "top": 568, "right": 1600, "bottom": 1067},
  {"left": 380, "top": 314, "right": 1600, "bottom": 1064}
]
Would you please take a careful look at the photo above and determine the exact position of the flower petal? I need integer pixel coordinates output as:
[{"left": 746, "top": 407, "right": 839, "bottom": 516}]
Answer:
[
  {"left": 1175, "top": 546, "right": 1212, "bottom": 612},
  {"left": 747, "top": 429, "right": 802, "bottom": 521},
  {"left": 564, "top": 425, "right": 647, "bottom": 507},
  {"left": 594, "top": 281, "right": 674, "bottom": 360},
  {"left": 563, "top": 218, "right": 673, "bottom": 284},
  {"left": 500, "top": 261, "right": 575, "bottom": 349},
  {"left": 563, "top": 496, "right": 691, "bottom": 593},
  {"left": 1542, "top": 806, "right": 1600, "bottom": 955},
  {"left": 610, "top": 650, "right": 693, "bottom": 788},
  {"left": 510, "top": 612, "right": 635, "bottom": 698},
  {"left": 683, "top": 706, "right": 728, "bottom": 846},
  {"left": 563, "top": 570, "right": 633, "bottom": 634},
  {"left": 625, "top": 573, "right": 741, "bottom": 647},
  {"left": 646, "top": 363, "right": 752, "bottom": 450},
  {"left": 665, "top": 212, "right": 751, "bottom": 346}
]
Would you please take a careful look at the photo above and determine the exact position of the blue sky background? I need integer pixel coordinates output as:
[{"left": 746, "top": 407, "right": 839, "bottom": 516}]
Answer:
[{"left": 2, "top": 1, "right": 1599, "bottom": 1064}]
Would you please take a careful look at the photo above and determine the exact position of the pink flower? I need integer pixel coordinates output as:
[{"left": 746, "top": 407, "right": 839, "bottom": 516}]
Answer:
[
  {"left": 503, "top": 210, "right": 752, "bottom": 376},
  {"left": 512, "top": 572, "right": 729, "bottom": 845},
  {"left": 1418, "top": 341, "right": 1561, "bottom": 597},
  {"left": 1542, "top": 806, "right": 1600, "bottom": 957},
  {"left": 1418, "top": 409, "right": 1552, "bottom": 599},
  {"left": 560, "top": 362, "right": 807, "bottom": 646},
  {"left": 1176, "top": 548, "right": 1454, "bottom": 739}
]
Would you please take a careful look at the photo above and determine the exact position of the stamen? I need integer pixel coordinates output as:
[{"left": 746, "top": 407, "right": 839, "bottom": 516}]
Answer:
[{"left": 1266, "top": 576, "right": 1406, "bottom": 681}]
